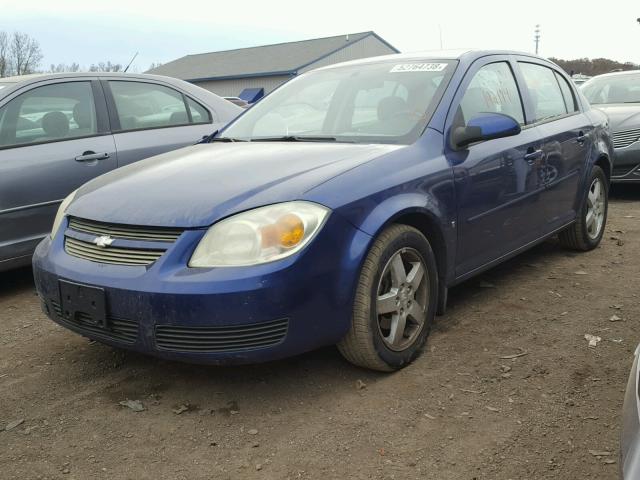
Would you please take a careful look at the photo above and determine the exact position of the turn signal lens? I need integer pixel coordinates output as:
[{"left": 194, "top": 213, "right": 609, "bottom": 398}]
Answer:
[{"left": 278, "top": 214, "right": 305, "bottom": 247}]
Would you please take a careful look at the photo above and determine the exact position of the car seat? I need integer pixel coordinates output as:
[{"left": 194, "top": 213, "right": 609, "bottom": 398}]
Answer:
[
  {"left": 73, "top": 102, "right": 93, "bottom": 135},
  {"left": 41, "top": 111, "right": 69, "bottom": 140}
]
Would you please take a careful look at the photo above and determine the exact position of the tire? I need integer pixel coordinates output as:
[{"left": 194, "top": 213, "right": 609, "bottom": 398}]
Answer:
[
  {"left": 558, "top": 165, "right": 608, "bottom": 251},
  {"left": 337, "top": 224, "right": 438, "bottom": 371}
]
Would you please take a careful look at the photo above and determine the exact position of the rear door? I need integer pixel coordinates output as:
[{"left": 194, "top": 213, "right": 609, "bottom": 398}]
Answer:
[
  {"left": 102, "top": 79, "right": 218, "bottom": 166},
  {"left": 0, "top": 78, "right": 117, "bottom": 263},
  {"left": 516, "top": 60, "right": 592, "bottom": 229},
  {"left": 446, "top": 57, "right": 547, "bottom": 276}
]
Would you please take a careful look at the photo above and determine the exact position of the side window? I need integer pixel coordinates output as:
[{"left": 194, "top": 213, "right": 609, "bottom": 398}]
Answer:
[
  {"left": 109, "top": 81, "right": 190, "bottom": 131},
  {"left": 0, "top": 82, "right": 97, "bottom": 148},
  {"left": 186, "top": 97, "right": 213, "bottom": 123},
  {"left": 456, "top": 62, "right": 525, "bottom": 126},
  {"left": 518, "top": 63, "right": 567, "bottom": 122},
  {"left": 555, "top": 72, "right": 578, "bottom": 113}
]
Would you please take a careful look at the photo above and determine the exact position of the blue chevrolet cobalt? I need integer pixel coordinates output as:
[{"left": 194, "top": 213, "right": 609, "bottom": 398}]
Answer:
[{"left": 33, "top": 50, "right": 614, "bottom": 371}]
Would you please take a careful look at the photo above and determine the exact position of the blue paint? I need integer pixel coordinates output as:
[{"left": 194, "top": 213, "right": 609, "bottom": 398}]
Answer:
[{"left": 33, "top": 50, "right": 613, "bottom": 365}]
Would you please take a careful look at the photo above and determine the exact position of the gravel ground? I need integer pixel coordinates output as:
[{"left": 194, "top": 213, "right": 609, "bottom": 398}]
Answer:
[{"left": 0, "top": 185, "right": 638, "bottom": 480}]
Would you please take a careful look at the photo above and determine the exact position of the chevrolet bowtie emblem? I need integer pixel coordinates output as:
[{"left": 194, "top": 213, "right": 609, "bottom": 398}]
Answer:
[{"left": 93, "top": 235, "right": 114, "bottom": 248}]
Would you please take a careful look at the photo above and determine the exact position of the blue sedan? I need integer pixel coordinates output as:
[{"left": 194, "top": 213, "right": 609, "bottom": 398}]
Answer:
[{"left": 33, "top": 50, "right": 614, "bottom": 371}]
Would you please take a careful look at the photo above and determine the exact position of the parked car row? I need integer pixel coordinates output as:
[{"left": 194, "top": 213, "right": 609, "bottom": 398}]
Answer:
[
  {"left": 4, "top": 48, "right": 640, "bottom": 479},
  {"left": 0, "top": 73, "right": 241, "bottom": 271}
]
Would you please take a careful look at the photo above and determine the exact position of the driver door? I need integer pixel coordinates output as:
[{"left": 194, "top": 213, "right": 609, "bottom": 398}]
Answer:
[{"left": 445, "top": 57, "right": 546, "bottom": 277}]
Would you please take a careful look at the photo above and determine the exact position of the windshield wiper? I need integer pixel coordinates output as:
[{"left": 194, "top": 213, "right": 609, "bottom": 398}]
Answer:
[
  {"left": 251, "top": 135, "right": 339, "bottom": 142},
  {"left": 198, "top": 130, "right": 249, "bottom": 143},
  {"left": 208, "top": 137, "right": 248, "bottom": 142}
]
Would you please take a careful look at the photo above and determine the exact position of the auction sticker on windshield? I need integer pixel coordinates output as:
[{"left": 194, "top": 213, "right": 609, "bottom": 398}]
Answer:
[{"left": 390, "top": 63, "right": 448, "bottom": 73}]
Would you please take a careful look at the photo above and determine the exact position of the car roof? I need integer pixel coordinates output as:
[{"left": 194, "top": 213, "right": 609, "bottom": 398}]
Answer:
[
  {"left": 588, "top": 70, "right": 640, "bottom": 80},
  {"left": 0, "top": 71, "right": 194, "bottom": 84},
  {"left": 315, "top": 49, "right": 552, "bottom": 71}
]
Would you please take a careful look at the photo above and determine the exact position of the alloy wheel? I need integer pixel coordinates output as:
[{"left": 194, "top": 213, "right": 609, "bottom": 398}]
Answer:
[
  {"left": 585, "top": 176, "right": 605, "bottom": 240},
  {"left": 375, "top": 248, "right": 429, "bottom": 351}
]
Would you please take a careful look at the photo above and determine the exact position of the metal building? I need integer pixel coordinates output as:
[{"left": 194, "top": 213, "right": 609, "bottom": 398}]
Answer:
[{"left": 146, "top": 32, "right": 399, "bottom": 102}]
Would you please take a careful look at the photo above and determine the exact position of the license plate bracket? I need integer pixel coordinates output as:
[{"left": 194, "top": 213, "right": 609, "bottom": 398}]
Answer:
[{"left": 59, "top": 280, "right": 107, "bottom": 328}]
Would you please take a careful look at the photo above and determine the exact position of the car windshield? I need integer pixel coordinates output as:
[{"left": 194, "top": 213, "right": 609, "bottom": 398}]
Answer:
[
  {"left": 219, "top": 60, "right": 457, "bottom": 144},
  {"left": 581, "top": 73, "right": 640, "bottom": 104}
]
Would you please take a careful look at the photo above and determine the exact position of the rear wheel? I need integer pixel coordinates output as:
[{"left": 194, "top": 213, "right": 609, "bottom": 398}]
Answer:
[
  {"left": 337, "top": 225, "right": 438, "bottom": 371},
  {"left": 558, "top": 165, "right": 608, "bottom": 251}
]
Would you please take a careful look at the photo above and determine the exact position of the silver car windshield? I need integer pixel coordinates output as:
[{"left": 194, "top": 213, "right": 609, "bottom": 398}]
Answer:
[
  {"left": 219, "top": 60, "right": 456, "bottom": 144},
  {"left": 581, "top": 74, "right": 640, "bottom": 104}
]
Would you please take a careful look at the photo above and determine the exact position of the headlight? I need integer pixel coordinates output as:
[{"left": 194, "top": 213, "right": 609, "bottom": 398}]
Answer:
[
  {"left": 189, "top": 201, "right": 330, "bottom": 267},
  {"left": 51, "top": 190, "right": 77, "bottom": 239}
]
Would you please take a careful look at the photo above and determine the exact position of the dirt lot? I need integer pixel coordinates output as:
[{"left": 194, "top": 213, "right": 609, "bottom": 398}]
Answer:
[{"left": 1, "top": 186, "right": 638, "bottom": 480}]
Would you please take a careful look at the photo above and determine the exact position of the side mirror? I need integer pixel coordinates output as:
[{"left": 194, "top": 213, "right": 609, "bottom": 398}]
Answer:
[{"left": 451, "top": 113, "right": 521, "bottom": 149}]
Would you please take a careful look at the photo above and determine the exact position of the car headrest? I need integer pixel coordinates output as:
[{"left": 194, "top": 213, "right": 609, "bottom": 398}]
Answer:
[
  {"left": 170, "top": 111, "right": 189, "bottom": 124},
  {"left": 73, "top": 102, "right": 92, "bottom": 129},
  {"left": 41, "top": 111, "right": 69, "bottom": 138},
  {"left": 377, "top": 96, "right": 408, "bottom": 122}
]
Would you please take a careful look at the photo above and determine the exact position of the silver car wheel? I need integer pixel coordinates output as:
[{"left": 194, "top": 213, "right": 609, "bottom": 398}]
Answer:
[
  {"left": 586, "top": 176, "right": 605, "bottom": 240},
  {"left": 375, "top": 248, "right": 429, "bottom": 352}
]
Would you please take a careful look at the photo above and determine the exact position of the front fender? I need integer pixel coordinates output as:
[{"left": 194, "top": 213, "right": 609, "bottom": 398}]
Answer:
[
  {"left": 335, "top": 191, "right": 457, "bottom": 286},
  {"left": 355, "top": 193, "right": 448, "bottom": 238}
]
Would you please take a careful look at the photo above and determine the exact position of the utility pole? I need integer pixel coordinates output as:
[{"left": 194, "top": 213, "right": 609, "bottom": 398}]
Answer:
[{"left": 534, "top": 24, "right": 541, "bottom": 55}]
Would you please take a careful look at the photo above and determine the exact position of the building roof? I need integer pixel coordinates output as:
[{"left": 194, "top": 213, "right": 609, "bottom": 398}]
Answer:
[{"left": 146, "top": 31, "right": 399, "bottom": 82}]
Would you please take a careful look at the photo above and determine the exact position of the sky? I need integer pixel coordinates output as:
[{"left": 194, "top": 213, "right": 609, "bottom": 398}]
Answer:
[{"left": 2, "top": 0, "right": 639, "bottom": 72}]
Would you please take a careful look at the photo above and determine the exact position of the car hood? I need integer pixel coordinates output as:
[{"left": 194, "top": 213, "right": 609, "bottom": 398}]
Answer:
[
  {"left": 594, "top": 104, "right": 640, "bottom": 131},
  {"left": 69, "top": 142, "right": 402, "bottom": 228}
]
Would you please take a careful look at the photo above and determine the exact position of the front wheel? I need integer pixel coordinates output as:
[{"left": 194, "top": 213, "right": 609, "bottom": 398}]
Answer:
[
  {"left": 337, "top": 225, "right": 438, "bottom": 371},
  {"left": 558, "top": 165, "right": 608, "bottom": 251}
]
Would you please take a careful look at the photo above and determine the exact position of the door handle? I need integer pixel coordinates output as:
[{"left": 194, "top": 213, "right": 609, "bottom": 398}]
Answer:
[
  {"left": 524, "top": 149, "right": 543, "bottom": 163},
  {"left": 576, "top": 132, "right": 587, "bottom": 145},
  {"left": 75, "top": 151, "right": 110, "bottom": 162}
]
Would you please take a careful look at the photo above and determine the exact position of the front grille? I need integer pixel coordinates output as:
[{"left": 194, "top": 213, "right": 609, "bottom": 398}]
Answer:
[
  {"left": 50, "top": 300, "right": 138, "bottom": 344},
  {"left": 612, "top": 128, "right": 640, "bottom": 149},
  {"left": 155, "top": 319, "right": 289, "bottom": 353},
  {"left": 65, "top": 237, "right": 165, "bottom": 266},
  {"left": 68, "top": 217, "right": 183, "bottom": 242}
]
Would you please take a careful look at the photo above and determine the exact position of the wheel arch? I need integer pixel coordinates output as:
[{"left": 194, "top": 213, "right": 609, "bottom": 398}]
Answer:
[
  {"left": 594, "top": 153, "right": 611, "bottom": 182},
  {"left": 354, "top": 193, "right": 455, "bottom": 285},
  {"left": 381, "top": 208, "right": 452, "bottom": 315}
]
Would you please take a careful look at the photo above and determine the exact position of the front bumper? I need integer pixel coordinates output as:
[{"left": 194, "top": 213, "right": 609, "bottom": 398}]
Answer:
[
  {"left": 612, "top": 142, "right": 640, "bottom": 183},
  {"left": 621, "top": 345, "right": 640, "bottom": 478},
  {"left": 32, "top": 213, "right": 371, "bottom": 365}
]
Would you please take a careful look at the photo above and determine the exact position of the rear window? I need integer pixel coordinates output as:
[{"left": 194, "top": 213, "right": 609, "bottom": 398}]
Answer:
[
  {"left": 518, "top": 62, "right": 568, "bottom": 122},
  {"left": 109, "top": 81, "right": 212, "bottom": 131}
]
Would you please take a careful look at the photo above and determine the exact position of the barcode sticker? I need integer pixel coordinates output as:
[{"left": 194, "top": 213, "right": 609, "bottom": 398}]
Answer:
[{"left": 390, "top": 63, "right": 448, "bottom": 73}]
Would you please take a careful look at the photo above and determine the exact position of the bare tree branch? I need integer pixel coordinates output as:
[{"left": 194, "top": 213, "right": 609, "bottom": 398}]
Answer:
[
  {"left": 88, "top": 61, "right": 123, "bottom": 72},
  {"left": 10, "top": 32, "right": 43, "bottom": 76},
  {"left": 0, "top": 31, "right": 9, "bottom": 77}
]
